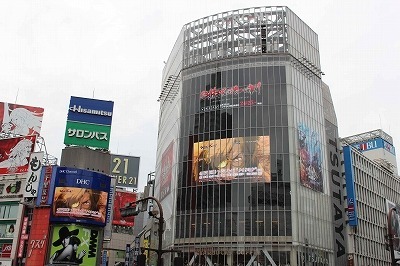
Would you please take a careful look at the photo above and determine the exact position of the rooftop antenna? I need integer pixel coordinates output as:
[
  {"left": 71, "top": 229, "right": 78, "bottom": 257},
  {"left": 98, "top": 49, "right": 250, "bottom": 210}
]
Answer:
[
  {"left": 379, "top": 114, "right": 382, "bottom": 130},
  {"left": 93, "top": 89, "right": 95, "bottom": 98},
  {"left": 15, "top": 88, "right": 19, "bottom": 104}
]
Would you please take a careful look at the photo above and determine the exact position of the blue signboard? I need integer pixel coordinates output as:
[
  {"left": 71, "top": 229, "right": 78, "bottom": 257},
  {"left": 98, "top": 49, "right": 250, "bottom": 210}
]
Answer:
[
  {"left": 68, "top": 96, "right": 114, "bottom": 126},
  {"left": 50, "top": 167, "right": 111, "bottom": 226},
  {"left": 36, "top": 165, "right": 57, "bottom": 207},
  {"left": 343, "top": 146, "right": 358, "bottom": 226},
  {"left": 352, "top": 138, "right": 396, "bottom": 155}
]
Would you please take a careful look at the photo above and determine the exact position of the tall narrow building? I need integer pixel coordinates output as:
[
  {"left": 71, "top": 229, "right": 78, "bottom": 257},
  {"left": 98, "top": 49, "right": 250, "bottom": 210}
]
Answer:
[{"left": 155, "top": 6, "right": 346, "bottom": 265}]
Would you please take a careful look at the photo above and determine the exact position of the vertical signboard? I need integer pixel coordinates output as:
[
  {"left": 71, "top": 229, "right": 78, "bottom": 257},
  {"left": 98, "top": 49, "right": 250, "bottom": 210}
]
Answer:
[
  {"left": 18, "top": 217, "right": 29, "bottom": 258},
  {"left": 387, "top": 200, "right": 400, "bottom": 262},
  {"left": 35, "top": 165, "right": 57, "bottom": 206},
  {"left": 103, "top": 178, "right": 116, "bottom": 241},
  {"left": 0, "top": 102, "right": 44, "bottom": 136},
  {"left": 24, "top": 151, "right": 44, "bottom": 197},
  {"left": 25, "top": 208, "right": 51, "bottom": 265},
  {"left": 343, "top": 146, "right": 358, "bottom": 226},
  {"left": 48, "top": 224, "right": 101, "bottom": 266},
  {"left": 110, "top": 154, "right": 140, "bottom": 188},
  {"left": 0, "top": 135, "right": 36, "bottom": 175},
  {"left": 160, "top": 141, "right": 174, "bottom": 201},
  {"left": 125, "top": 244, "right": 131, "bottom": 266}
]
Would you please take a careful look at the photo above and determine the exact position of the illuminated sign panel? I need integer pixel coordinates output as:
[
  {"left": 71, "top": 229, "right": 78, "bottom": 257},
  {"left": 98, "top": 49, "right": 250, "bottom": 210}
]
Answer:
[
  {"left": 64, "top": 121, "right": 111, "bottom": 149},
  {"left": 192, "top": 136, "right": 271, "bottom": 183},
  {"left": 50, "top": 167, "right": 111, "bottom": 226},
  {"left": 110, "top": 155, "right": 140, "bottom": 188},
  {"left": 352, "top": 138, "right": 396, "bottom": 155},
  {"left": 68, "top": 96, "right": 113, "bottom": 126}
]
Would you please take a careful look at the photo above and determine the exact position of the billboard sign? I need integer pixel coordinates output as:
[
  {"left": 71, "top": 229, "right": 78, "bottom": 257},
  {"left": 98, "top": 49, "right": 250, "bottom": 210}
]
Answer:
[
  {"left": 160, "top": 141, "right": 174, "bottom": 200},
  {"left": 0, "top": 135, "right": 36, "bottom": 175},
  {"left": 0, "top": 102, "right": 44, "bottom": 136},
  {"left": 48, "top": 224, "right": 101, "bottom": 266},
  {"left": 387, "top": 200, "right": 400, "bottom": 262},
  {"left": 352, "top": 138, "right": 396, "bottom": 155},
  {"left": 192, "top": 136, "right": 271, "bottom": 183},
  {"left": 112, "top": 191, "right": 137, "bottom": 227},
  {"left": 343, "top": 146, "right": 358, "bottom": 226},
  {"left": 64, "top": 121, "right": 111, "bottom": 149},
  {"left": 298, "top": 124, "right": 323, "bottom": 192},
  {"left": 67, "top": 96, "right": 114, "bottom": 126},
  {"left": 51, "top": 167, "right": 111, "bottom": 226},
  {"left": 36, "top": 165, "right": 57, "bottom": 206},
  {"left": 24, "top": 151, "right": 44, "bottom": 197},
  {"left": 110, "top": 154, "right": 140, "bottom": 188},
  {"left": 0, "top": 179, "right": 25, "bottom": 199}
]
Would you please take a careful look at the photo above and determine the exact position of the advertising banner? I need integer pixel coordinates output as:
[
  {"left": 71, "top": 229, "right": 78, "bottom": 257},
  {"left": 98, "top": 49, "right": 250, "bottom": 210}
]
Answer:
[
  {"left": 36, "top": 165, "right": 57, "bottom": 206},
  {"left": 387, "top": 199, "right": 400, "bottom": 262},
  {"left": 343, "top": 146, "right": 358, "bottom": 226},
  {"left": 67, "top": 96, "right": 114, "bottom": 126},
  {"left": 0, "top": 244, "right": 12, "bottom": 258},
  {"left": 48, "top": 224, "right": 101, "bottom": 266},
  {"left": 23, "top": 151, "right": 44, "bottom": 197},
  {"left": 160, "top": 141, "right": 174, "bottom": 200},
  {"left": 0, "top": 135, "right": 36, "bottom": 175},
  {"left": 192, "top": 136, "right": 271, "bottom": 183},
  {"left": 298, "top": 124, "right": 323, "bottom": 192},
  {"left": 0, "top": 102, "right": 44, "bottom": 136},
  {"left": 110, "top": 154, "right": 140, "bottom": 188},
  {"left": 0, "top": 179, "right": 25, "bottom": 199},
  {"left": 51, "top": 167, "right": 111, "bottom": 226},
  {"left": 25, "top": 208, "right": 51, "bottom": 265},
  {"left": 64, "top": 121, "right": 111, "bottom": 149},
  {"left": 112, "top": 191, "right": 137, "bottom": 226},
  {"left": 103, "top": 178, "right": 116, "bottom": 240}
]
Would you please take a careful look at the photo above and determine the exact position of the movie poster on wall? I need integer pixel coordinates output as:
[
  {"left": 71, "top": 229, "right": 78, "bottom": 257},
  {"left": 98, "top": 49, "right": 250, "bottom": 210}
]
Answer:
[
  {"left": 48, "top": 224, "right": 100, "bottom": 266},
  {"left": 51, "top": 167, "right": 110, "bottom": 226},
  {"left": 0, "top": 135, "right": 36, "bottom": 175},
  {"left": 192, "top": 136, "right": 271, "bottom": 183},
  {"left": 0, "top": 102, "right": 44, "bottom": 136},
  {"left": 112, "top": 191, "right": 136, "bottom": 227},
  {"left": 160, "top": 141, "right": 174, "bottom": 200},
  {"left": 298, "top": 123, "right": 323, "bottom": 192}
]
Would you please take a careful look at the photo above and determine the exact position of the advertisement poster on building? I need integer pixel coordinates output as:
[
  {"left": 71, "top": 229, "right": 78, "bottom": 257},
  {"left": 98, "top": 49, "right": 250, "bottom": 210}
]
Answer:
[
  {"left": 0, "top": 102, "right": 44, "bottom": 136},
  {"left": 0, "top": 135, "right": 36, "bottom": 175},
  {"left": 24, "top": 151, "right": 44, "bottom": 197},
  {"left": 298, "top": 124, "right": 323, "bottom": 192},
  {"left": 160, "top": 141, "right": 174, "bottom": 200},
  {"left": 0, "top": 243, "right": 12, "bottom": 258},
  {"left": 386, "top": 199, "right": 400, "bottom": 262},
  {"left": 192, "top": 136, "right": 271, "bottom": 183},
  {"left": 110, "top": 154, "right": 140, "bottom": 189},
  {"left": 48, "top": 224, "right": 100, "bottom": 266},
  {"left": 51, "top": 167, "right": 111, "bottom": 226},
  {"left": 112, "top": 191, "right": 136, "bottom": 227}
]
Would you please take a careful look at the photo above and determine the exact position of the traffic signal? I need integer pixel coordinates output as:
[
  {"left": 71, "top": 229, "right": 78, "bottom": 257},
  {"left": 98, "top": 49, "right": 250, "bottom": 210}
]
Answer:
[{"left": 120, "top": 206, "right": 141, "bottom": 217}]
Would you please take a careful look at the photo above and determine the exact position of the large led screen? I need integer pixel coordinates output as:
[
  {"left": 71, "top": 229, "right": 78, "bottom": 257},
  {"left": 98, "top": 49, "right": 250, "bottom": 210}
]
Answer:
[
  {"left": 192, "top": 136, "right": 271, "bottom": 183},
  {"left": 0, "top": 135, "right": 36, "bottom": 175},
  {"left": 51, "top": 167, "right": 111, "bottom": 226},
  {"left": 0, "top": 102, "right": 44, "bottom": 136},
  {"left": 112, "top": 191, "right": 136, "bottom": 227},
  {"left": 298, "top": 124, "right": 323, "bottom": 192},
  {"left": 48, "top": 224, "right": 101, "bottom": 266}
]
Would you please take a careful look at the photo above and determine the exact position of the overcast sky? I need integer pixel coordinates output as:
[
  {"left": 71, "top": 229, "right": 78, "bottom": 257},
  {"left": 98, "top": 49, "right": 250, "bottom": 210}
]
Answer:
[{"left": 1, "top": 0, "right": 399, "bottom": 191}]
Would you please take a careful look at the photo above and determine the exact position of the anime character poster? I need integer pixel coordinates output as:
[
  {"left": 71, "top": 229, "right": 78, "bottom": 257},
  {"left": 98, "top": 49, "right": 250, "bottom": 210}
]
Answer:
[
  {"left": 48, "top": 224, "right": 100, "bottom": 266},
  {"left": 112, "top": 191, "right": 137, "bottom": 227},
  {"left": 51, "top": 167, "right": 110, "bottom": 226},
  {"left": 298, "top": 123, "right": 323, "bottom": 192},
  {"left": 0, "top": 135, "right": 36, "bottom": 175},
  {"left": 0, "top": 102, "right": 44, "bottom": 136},
  {"left": 192, "top": 136, "right": 271, "bottom": 183},
  {"left": 160, "top": 141, "right": 173, "bottom": 200}
]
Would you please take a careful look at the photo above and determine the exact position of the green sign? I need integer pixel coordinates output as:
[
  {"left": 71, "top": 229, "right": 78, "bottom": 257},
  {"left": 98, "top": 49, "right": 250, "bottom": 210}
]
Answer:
[
  {"left": 64, "top": 121, "right": 111, "bottom": 149},
  {"left": 49, "top": 224, "right": 101, "bottom": 265}
]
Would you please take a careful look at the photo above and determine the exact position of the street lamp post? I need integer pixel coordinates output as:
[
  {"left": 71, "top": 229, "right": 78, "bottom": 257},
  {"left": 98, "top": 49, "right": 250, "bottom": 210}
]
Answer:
[{"left": 131, "top": 196, "right": 164, "bottom": 266}]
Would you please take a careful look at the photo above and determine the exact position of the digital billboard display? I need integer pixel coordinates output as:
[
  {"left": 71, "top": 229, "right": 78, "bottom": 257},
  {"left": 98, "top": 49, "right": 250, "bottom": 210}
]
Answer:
[
  {"left": 0, "top": 135, "right": 36, "bottom": 175},
  {"left": 49, "top": 224, "right": 101, "bottom": 266},
  {"left": 0, "top": 102, "right": 44, "bottom": 136},
  {"left": 298, "top": 123, "right": 323, "bottom": 192},
  {"left": 51, "top": 167, "right": 111, "bottom": 226},
  {"left": 192, "top": 136, "right": 271, "bottom": 183},
  {"left": 112, "top": 191, "right": 137, "bottom": 227}
]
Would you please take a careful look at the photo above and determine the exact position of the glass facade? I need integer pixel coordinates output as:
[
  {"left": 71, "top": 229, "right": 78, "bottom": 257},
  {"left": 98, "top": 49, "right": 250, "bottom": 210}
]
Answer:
[{"left": 156, "top": 6, "right": 337, "bottom": 266}]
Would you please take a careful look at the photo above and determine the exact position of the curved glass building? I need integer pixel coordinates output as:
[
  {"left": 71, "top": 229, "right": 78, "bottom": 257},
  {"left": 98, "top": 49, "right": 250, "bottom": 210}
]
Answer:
[{"left": 155, "top": 6, "right": 346, "bottom": 266}]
